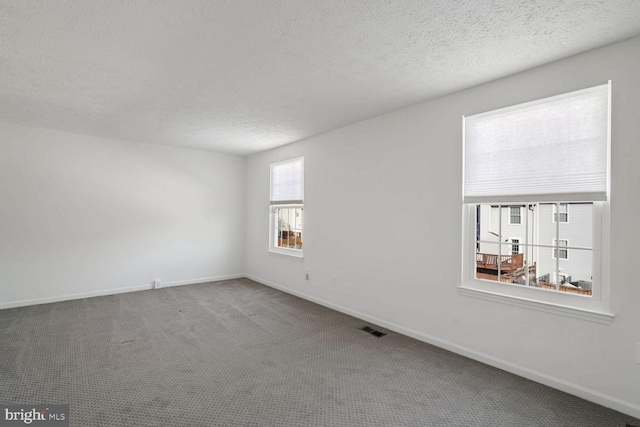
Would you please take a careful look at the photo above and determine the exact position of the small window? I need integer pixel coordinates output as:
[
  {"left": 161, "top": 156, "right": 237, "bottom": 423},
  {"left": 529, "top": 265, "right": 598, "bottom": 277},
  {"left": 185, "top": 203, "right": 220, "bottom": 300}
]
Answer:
[
  {"left": 509, "top": 206, "right": 521, "bottom": 224},
  {"left": 273, "top": 206, "right": 303, "bottom": 250},
  {"left": 269, "top": 157, "right": 304, "bottom": 257},
  {"left": 553, "top": 239, "right": 568, "bottom": 260},
  {"left": 511, "top": 238, "right": 520, "bottom": 255},
  {"left": 553, "top": 203, "right": 568, "bottom": 222}
]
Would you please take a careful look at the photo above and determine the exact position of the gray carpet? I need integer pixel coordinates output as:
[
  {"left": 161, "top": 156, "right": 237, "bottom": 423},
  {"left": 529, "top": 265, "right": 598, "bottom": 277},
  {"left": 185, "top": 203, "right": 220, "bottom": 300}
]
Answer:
[{"left": 1, "top": 278, "right": 638, "bottom": 426}]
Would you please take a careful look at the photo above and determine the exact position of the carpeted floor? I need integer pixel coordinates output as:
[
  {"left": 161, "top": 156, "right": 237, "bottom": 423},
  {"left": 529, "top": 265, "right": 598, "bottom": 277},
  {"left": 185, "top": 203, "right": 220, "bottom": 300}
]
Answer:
[{"left": 1, "top": 278, "right": 638, "bottom": 426}]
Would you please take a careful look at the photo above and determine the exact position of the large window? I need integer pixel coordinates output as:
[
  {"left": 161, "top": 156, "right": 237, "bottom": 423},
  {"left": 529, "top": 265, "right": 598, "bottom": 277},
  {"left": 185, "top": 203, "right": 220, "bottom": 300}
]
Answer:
[
  {"left": 461, "top": 83, "right": 612, "bottom": 322},
  {"left": 269, "top": 157, "right": 304, "bottom": 256}
]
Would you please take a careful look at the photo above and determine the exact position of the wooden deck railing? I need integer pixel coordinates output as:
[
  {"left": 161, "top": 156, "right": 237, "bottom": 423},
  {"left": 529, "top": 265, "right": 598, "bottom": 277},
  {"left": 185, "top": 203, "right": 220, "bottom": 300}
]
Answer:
[
  {"left": 476, "top": 253, "right": 524, "bottom": 273},
  {"left": 538, "top": 282, "right": 592, "bottom": 295}
]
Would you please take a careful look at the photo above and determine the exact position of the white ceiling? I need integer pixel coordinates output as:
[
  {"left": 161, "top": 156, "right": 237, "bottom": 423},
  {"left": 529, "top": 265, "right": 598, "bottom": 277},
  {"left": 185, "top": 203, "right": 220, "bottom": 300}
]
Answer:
[{"left": 1, "top": 1, "right": 640, "bottom": 156}]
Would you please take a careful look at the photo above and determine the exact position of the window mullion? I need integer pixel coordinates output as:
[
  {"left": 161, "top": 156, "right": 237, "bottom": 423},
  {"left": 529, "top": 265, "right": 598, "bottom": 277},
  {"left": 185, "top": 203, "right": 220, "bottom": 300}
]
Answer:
[
  {"left": 555, "top": 202, "right": 560, "bottom": 290},
  {"left": 498, "top": 204, "right": 502, "bottom": 280},
  {"left": 525, "top": 203, "right": 529, "bottom": 287}
]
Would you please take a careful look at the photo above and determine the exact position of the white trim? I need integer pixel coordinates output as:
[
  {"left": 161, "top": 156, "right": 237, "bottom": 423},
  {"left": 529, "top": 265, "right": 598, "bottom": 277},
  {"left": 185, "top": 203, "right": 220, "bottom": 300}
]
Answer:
[
  {"left": 0, "top": 274, "right": 245, "bottom": 310},
  {"left": 268, "top": 248, "right": 304, "bottom": 259},
  {"left": 246, "top": 274, "right": 636, "bottom": 420},
  {"left": 457, "top": 285, "right": 613, "bottom": 324},
  {"left": 162, "top": 274, "right": 245, "bottom": 288}
]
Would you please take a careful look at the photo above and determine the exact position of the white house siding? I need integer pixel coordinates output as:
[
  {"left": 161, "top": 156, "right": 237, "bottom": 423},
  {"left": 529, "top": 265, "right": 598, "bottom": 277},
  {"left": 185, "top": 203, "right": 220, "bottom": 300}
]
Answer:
[
  {"left": 537, "top": 203, "right": 593, "bottom": 285},
  {"left": 478, "top": 205, "right": 536, "bottom": 260}
]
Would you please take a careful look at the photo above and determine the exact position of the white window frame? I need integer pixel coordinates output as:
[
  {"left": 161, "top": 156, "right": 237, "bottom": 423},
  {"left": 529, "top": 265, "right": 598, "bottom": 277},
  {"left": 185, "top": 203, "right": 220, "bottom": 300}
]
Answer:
[
  {"left": 508, "top": 206, "right": 521, "bottom": 225},
  {"left": 461, "top": 202, "right": 612, "bottom": 324},
  {"left": 269, "top": 157, "right": 304, "bottom": 258}
]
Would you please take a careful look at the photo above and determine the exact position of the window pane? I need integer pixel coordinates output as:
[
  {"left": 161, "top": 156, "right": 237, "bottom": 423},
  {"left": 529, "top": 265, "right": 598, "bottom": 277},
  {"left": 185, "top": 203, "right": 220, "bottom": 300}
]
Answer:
[
  {"left": 553, "top": 239, "right": 568, "bottom": 259},
  {"left": 498, "top": 242, "right": 524, "bottom": 284},
  {"left": 553, "top": 203, "right": 569, "bottom": 223},
  {"left": 560, "top": 203, "right": 568, "bottom": 222},
  {"left": 475, "top": 202, "right": 592, "bottom": 295},
  {"left": 274, "top": 207, "right": 303, "bottom": 250},
  {"left": 557, "top": 203, "right": 592, "bottom": 294},
  {"left": 476, "top": 242, "right": 502, "bottom": 282},
  {"left": 559, "top": 203, "right": 592, "bottom": 248},
  {"left": 536, "top": 203, "right": 593, "bottom": 294}
]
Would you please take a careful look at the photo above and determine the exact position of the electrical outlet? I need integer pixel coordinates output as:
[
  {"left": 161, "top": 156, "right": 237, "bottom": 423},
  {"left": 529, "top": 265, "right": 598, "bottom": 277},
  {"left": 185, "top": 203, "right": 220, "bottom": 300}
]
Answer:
[
  {"left": 153, "top": 279, "right": 162, "bottom": 289},
  {"left": 636, "top": 343, "right": 640, "bottom": 365},
  {"left": 331, "top": 275, "right": 336, "bottom": 285},
  {"left": 305, "top": 268, "right": 309, "bottom": 280}
]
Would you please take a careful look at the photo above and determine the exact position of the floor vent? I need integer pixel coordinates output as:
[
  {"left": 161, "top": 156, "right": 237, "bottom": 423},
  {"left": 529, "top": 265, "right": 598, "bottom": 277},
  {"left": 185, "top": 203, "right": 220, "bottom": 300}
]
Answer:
[{"left": 360, "top": 326, "right": 386, "bottom": 337}]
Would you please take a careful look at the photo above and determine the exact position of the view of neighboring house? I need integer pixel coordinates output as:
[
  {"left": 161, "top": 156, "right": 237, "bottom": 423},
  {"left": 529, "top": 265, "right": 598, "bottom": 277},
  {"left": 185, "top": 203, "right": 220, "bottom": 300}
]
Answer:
[{"left": 476, "top": 203, "right": 593, "bottom": 294}]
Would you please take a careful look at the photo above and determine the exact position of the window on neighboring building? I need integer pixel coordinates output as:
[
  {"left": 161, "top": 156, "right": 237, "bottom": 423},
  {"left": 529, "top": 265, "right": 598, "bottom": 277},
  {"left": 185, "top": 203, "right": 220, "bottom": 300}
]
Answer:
[
  {"left": 269, "top": 157, "right": 304, "bottom": 256},
  {"left": 511, "top": 238, "right": 520, "bottom": 255},
  {"left": 553, "top": 239, "right": 568, "bottom": 259},
  {"left": 554, "top": 203, "right": 568, "bottom": 222},
  {"left": 509, "top": 206, "right": 521, "bottom": 224},
  {"left": 461, "top": 82, "right": 612, "bottom": 320}
]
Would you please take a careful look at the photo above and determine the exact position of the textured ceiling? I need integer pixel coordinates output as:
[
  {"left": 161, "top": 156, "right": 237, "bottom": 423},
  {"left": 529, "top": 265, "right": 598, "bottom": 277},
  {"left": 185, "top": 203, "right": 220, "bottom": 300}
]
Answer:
[{"left": 1, "top": 1, "right": 640, "bottom": 155}]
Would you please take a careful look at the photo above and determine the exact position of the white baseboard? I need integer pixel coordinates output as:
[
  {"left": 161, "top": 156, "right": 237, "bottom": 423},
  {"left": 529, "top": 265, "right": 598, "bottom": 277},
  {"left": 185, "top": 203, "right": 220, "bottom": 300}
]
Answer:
[
  {"left": 163, "top": 273, "right": 245, "bottom": 288},
  {"left": 0, "top": 273, "right": 245, "bottom": 310},
  {"left": 246, "top": 274, "right": 640, "bottom": 421},
  {"left": 0, "top": 284, "right": 152, "bottom": 310}
]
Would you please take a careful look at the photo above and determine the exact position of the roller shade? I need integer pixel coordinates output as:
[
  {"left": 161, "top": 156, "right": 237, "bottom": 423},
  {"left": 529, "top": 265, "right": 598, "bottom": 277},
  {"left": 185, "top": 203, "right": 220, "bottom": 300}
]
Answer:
[
  {"left": 270, "top": 157, "right": 304, "bottom": 204},
  {"left": 463, "top": 83, "right": 610, "bottom": 204}
]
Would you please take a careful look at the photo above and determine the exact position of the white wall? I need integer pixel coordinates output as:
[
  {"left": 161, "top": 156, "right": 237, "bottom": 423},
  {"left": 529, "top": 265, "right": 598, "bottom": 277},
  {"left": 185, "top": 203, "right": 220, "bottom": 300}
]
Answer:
[
  {"left": 0, "top": 123, "right": 246, "bottom": 308},
  {"left": 245, "top": 36, "right": 640, "bottom": 418}
]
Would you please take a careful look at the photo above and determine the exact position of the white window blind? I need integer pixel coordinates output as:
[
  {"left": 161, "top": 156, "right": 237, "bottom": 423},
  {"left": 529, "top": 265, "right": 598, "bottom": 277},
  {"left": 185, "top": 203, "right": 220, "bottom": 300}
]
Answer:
[
  {"left": 463, "top": 83, "right": 610, "bottom": 204},
  {"left": 270, "top": 157, "right": 304, "bottom": 204}
]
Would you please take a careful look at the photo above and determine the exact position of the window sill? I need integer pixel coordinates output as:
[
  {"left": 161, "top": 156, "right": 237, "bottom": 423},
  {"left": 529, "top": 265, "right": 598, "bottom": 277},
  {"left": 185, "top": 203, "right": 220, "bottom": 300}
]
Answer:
[
  {"left": 268, "top": 249, "right": 304, "bottom": 260},
  {"left": 457, "top": 285, "right": 614, "bottom": 325}
]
